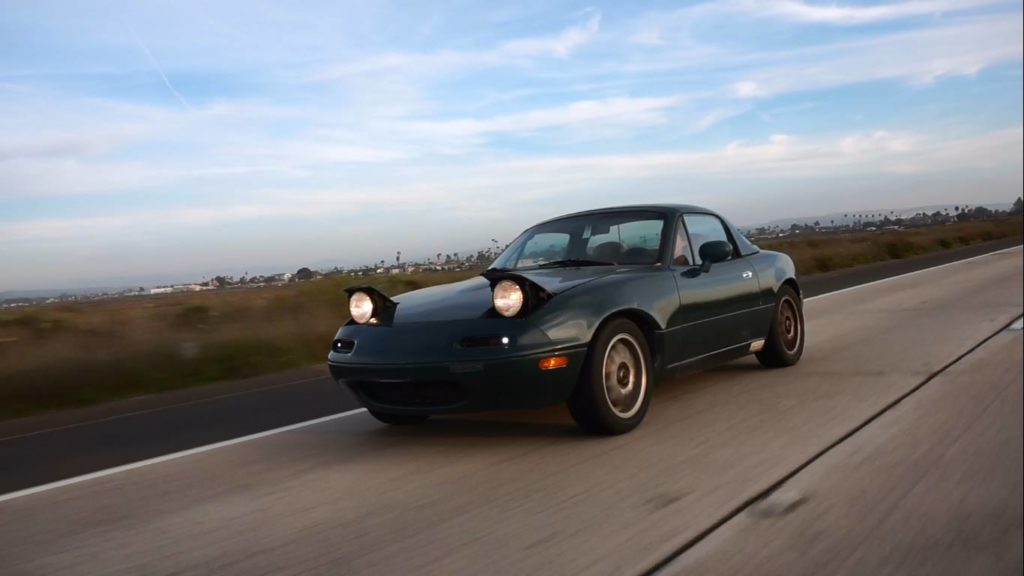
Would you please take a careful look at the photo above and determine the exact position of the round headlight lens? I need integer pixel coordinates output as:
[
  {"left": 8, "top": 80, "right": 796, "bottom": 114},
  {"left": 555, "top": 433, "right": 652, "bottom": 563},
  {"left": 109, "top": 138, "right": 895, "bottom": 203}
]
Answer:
[
  {"left": 349, "top": 291, "right": 374, "bottom": 324},
  {"left": 492, "top": 280, "right": 524, "bottom": 318}
]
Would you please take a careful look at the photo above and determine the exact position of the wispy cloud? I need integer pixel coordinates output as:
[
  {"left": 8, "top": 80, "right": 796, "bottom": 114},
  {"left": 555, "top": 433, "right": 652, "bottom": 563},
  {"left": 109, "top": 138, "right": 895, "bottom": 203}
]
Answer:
[
  {"left": 407, "top": 95, "right": 683, "bottom": 142},
  {"left": 312, "top": 12, "right": 602, "bottom": 81},
  {"left": 730, "top": 0, "right": 1007, "bottom": 25},
  {"left": 629, "top": 0, "right": 1011, "bottom": 46},
  {"left": 692, "top": 106, "right": 751, "bottom": 132},
  {"left": 727, "top": 15, "right": 1022, "bottom": 97},
  {"left": 5, "top": 126, "right": 1019, "bottom": 243},
  {"left": 127, "top": 25, "right": 192, "bottom": 110}
]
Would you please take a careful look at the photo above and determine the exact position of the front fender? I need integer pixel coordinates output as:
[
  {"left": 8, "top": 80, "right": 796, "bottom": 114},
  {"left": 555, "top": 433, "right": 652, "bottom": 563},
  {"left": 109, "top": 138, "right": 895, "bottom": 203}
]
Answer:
[{"left": 527, "top": 267, "right": 677, "bottom": 348}]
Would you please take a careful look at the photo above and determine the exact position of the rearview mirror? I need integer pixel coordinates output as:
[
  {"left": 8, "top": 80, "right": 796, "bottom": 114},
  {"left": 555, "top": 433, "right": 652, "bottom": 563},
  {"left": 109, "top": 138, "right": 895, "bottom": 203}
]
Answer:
[{"left": 698, "top": 240, "right": 733, "bottom": 273}]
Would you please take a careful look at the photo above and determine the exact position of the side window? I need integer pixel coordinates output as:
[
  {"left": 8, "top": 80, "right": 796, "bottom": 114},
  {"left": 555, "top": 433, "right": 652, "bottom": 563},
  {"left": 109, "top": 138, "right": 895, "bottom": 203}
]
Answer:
[
  {"left": 682, "top": 214, "right": 735, "bottom": 265},
  {"left": 672, "top": 219, "right": 692, "bottom": 266},
  {"left": 517, "top": 233, "right": 569, "bottom": 267},
  {"left": 585, "top": 219, "right": 663, "bottom": 264}
]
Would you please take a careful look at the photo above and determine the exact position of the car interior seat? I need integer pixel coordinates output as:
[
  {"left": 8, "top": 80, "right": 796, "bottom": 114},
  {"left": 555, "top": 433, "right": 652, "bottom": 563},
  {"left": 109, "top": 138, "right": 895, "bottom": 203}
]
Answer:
[{"left": 592, "top": 241, "right": 624, "bottom": 263}]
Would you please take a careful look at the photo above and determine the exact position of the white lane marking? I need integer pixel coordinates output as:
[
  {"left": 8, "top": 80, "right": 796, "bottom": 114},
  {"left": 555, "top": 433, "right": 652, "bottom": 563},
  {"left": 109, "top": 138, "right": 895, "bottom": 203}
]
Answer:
[
  {"left": 0, "top": 374, "right": 330, "bottom": 443},
  {"left": 1009, "top": 317, "right": 1023, "bottom": 331},
  {"left": 805, "top": 245, "right": 1020, "bottom": 301},
  {"left": 1, "top": 243, "right": 1019, "bottom": 503},
  {"left": 0, "top": 408, "right": 367, "bottom": 504}
]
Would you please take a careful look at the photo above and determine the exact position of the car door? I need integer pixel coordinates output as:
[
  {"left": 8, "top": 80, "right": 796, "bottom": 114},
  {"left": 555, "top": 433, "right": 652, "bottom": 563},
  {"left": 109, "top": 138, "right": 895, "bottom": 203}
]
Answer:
[{"left": 669, "top": 213, "right": 763, "bottom": 362}]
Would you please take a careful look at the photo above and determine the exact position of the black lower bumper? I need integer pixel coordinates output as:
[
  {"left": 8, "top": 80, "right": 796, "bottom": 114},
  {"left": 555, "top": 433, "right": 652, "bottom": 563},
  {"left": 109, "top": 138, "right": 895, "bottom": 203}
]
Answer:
[{"left": 328, "top": 348, "right": 587, "bottom": 415}]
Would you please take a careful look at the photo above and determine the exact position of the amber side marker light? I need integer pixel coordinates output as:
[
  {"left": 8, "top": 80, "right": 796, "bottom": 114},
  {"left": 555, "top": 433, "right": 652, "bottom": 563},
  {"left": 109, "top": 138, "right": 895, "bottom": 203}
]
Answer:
[{"left": 538, "top": 355, "right": 570, "bottom": 370}]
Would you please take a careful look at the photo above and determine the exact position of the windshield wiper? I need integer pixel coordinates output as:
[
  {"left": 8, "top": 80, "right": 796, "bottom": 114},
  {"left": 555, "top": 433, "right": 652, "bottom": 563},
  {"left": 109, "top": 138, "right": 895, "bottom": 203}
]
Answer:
[{"left": 536, "top": 259, "right": 615, "bottom": 268}]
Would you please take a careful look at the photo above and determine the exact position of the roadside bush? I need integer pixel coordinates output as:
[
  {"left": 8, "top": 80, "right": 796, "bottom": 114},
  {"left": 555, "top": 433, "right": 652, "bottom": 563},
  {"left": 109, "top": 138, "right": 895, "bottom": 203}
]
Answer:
[
  {"left": 881, "top": 239, "right": 917, "bottom": 260},
  {"left": 175, "top": 304, "right": 212, "bottom": 329}
]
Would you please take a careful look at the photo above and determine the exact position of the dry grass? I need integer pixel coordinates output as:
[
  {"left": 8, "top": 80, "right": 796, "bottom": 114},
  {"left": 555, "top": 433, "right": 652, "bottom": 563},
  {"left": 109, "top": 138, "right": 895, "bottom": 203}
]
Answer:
[
  {"left": 1, "top": 218, "right": 1020, "bottom": 420},
  {"left": 0, "top": 271, "right": 475, "bottom": 420},
  {"left": 758, "top": 218, "right": 1022, "bottom": 275}
]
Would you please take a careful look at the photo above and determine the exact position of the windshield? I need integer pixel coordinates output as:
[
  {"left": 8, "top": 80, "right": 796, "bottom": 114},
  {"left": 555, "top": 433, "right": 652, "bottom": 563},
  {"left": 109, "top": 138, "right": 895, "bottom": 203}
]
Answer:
[{"left": 490, "top": 211, "right": 667, "bottom": 270}]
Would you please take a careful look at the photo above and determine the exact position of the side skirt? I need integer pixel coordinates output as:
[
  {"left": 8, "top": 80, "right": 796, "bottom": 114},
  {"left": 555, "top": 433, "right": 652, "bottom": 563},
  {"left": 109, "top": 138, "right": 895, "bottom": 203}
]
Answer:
[{"left": 659, "top": 340, "right": 760, "bottom": 379}]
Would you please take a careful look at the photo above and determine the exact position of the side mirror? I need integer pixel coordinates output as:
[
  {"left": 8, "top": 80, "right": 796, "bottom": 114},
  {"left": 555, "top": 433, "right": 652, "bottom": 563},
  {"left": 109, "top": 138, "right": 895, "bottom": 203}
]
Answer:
[{"left": 698, "top": 240, "right": 733, "bottom": 273}]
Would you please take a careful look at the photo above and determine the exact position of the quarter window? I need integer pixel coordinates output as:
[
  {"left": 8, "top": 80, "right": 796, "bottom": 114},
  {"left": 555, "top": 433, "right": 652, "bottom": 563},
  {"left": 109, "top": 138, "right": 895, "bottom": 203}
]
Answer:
[{"left": 672, "top": 219, "right": 692, "bottom": 266}]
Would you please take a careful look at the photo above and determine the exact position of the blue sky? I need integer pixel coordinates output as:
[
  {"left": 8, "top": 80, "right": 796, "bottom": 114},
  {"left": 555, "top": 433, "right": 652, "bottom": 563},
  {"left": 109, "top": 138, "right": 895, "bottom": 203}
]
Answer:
[{"left": 1, "top": 0, "right": 1021, "bottom": 290}]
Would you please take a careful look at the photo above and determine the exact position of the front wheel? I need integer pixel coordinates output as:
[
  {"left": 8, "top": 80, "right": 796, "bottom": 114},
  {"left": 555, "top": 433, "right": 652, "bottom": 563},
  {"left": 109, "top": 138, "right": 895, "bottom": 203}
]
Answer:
[
  {"left": 756, "top": 285, "right": 805, "bottom": 368},
  {"left": 568, "top": 318, "right": 653, "bottom": 435},
  {"left": 367, "top": 409, "right": 429, "bottom": 426}
]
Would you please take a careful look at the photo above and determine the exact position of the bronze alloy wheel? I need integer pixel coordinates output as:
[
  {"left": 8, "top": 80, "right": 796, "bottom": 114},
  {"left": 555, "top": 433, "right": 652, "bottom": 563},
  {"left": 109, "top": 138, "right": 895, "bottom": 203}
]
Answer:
[
  {"left": 568, "top": 317, "right": 654, "bottom": 434},
  {"left": 755, "top": 285, "right": 805, "bottom": 368},
  {"left": 778, "top": 295, "right": 801, "bottom": 354},
  {"left": 601, "top": 333, "right": 647, "bottom": 419}
]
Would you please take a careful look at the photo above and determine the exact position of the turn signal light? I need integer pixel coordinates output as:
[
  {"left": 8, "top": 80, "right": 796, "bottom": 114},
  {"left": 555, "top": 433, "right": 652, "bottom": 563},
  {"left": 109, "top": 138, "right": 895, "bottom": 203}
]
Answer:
[{"left": 538, "top": 355, "right": 569, "bottom": 370}]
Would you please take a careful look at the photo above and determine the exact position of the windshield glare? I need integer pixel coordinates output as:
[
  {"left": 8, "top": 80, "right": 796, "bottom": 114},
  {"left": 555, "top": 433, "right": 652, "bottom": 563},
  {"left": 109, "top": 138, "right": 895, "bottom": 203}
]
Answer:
[{"left": 491, "top": 211, "right": 666, "bottom": 270}]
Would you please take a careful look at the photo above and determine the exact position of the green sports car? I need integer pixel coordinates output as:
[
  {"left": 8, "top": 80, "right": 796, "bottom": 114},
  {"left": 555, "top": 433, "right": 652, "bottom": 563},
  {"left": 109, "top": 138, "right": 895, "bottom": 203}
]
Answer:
[{"left": 328, "top": 204, "right": 805, "bottom": 434}]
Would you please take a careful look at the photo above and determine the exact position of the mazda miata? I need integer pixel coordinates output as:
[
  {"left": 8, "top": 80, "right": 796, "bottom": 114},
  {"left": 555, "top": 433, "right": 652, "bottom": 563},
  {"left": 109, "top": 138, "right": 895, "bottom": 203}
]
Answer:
[{"left": 328, "top": 204, "right": 804, "bottom": 434}]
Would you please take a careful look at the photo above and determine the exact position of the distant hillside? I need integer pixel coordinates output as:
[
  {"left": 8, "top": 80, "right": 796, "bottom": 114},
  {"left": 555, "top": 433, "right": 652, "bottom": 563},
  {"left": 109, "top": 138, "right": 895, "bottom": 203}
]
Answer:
[
  {"left": 747, "top": 202, "right": 1013, "bottom": 230},
  {"left": 0, "top": 287, "right": 132, "bottom": 300}
]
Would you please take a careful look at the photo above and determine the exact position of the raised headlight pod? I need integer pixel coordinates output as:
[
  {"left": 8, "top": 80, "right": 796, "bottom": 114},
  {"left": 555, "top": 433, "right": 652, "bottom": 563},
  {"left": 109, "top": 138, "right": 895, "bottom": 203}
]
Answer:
[
  {"left": 349, "top": 291, "right": 375, "bottom": 324},
  {"left": 492, "top": 279, "right": 524, "bottom": 318}
]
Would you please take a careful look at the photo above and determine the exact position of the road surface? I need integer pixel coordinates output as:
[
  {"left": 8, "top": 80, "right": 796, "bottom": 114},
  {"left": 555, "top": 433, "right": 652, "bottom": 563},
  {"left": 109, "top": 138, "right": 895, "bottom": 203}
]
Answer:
[{"left": 0, "top": 244, "right": 1021, "bottom": 575}]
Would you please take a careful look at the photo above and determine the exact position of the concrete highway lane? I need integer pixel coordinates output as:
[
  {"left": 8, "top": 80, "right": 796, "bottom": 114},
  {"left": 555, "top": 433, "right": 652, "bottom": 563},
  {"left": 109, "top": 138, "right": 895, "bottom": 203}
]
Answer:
[
  {"left": 0, "top": 238, "right": 1019, "bottom": 495},
  {"left": 661, "top": 323, "right": 1023, "bottom": 576},
  {"left": 0, "top": 245, "right": 1021, "bottom": 575}
]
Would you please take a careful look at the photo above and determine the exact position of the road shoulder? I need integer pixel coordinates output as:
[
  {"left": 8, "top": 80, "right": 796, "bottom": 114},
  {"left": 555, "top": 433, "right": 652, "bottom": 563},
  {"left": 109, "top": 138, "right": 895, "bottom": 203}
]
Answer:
[{"left": 661, "top": 319, "right": 1024, "bottom": 575}]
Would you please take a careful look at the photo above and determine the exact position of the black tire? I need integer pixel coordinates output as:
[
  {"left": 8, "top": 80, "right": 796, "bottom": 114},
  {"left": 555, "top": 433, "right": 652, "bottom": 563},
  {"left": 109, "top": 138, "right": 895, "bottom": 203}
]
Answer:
[
  {"left": 567, "top": 318, "right": 653, "bottom": 435},
  {"left": 756, "top": 285, "right": 805, "bottom": 368},
  {"left": 367, "top": 410, "right": 429, "bottom": 426}
]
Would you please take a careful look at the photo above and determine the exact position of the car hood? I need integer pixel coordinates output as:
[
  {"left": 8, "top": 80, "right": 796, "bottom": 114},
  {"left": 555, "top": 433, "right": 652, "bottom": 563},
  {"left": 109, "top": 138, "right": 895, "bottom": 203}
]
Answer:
[{"left": 391, "top": 267, "right": 619, "bottom": 322}]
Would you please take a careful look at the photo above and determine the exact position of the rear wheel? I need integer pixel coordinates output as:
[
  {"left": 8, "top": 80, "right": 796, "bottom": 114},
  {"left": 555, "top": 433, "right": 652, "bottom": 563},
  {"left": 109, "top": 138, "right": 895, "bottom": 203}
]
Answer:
[
  {"left": 568, "top": 318, "right": 652, "bottom": 435},
  {"left": 756, "top": 285, "right": 804, "bottom": 368},
  {"left": 367, "top": 410, "right": 429, "bottom": 426}
]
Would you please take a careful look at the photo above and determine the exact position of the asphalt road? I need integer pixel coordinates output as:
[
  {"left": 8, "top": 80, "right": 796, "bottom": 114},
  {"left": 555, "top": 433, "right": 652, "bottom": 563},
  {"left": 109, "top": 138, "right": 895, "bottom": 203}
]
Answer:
[
  {"left": 0, "top": 238, "right": 1019, "bottom": 495},
  {"left": 0, "top": 243, "right": 1020, "bottom": 574},
  {"left": 662, "top": 323, "right": 1023, "bottom": 576}
]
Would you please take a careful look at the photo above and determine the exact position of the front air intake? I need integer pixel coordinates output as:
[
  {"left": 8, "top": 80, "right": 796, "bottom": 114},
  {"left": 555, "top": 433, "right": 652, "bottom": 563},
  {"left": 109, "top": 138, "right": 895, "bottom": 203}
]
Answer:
[{"left": 332, "top": 338, "right": 356, "bottom": 354}]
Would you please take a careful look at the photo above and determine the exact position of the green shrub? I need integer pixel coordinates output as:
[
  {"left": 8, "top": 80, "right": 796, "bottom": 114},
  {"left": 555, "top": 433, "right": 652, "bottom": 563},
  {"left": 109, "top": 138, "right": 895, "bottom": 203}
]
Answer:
[
  {"left": 882, "top": 240, "right": 916, "bottom": 259},
  {"left": 175, "top": 304, "right": 212, "bottom": 328}
]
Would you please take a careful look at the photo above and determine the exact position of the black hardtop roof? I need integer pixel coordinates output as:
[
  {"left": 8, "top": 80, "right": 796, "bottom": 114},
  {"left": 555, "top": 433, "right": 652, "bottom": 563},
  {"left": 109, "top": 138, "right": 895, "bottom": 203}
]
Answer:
[
  {"left": 531, "top": 203, "right": 759, "bottom": 257},
  {"left": 536, "top": 204, "right": 718, "bottom": 225}
]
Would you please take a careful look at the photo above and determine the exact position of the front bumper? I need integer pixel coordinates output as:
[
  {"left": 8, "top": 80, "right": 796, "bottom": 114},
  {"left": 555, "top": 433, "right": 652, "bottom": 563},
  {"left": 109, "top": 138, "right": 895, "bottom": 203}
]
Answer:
[{"left": 328, "top": 348, "right": 587, "bottom": 415}]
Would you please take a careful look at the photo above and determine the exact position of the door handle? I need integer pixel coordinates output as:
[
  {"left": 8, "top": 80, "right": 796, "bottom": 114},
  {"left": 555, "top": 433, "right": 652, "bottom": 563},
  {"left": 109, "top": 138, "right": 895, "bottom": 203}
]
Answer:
[{"left": 742, "top": 271, "right": 753, "bottom": 279}]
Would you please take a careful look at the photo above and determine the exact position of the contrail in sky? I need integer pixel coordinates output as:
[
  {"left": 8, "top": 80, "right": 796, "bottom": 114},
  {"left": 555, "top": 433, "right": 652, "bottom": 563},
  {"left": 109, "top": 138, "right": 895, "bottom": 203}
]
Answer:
[{"left": 127, "top": 24, "right": 192, "bottom": 110}]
